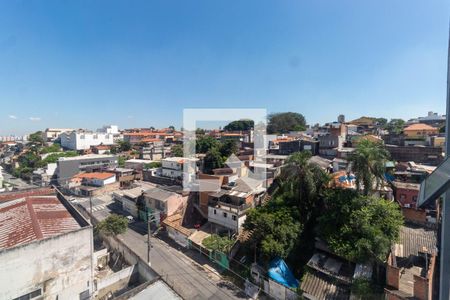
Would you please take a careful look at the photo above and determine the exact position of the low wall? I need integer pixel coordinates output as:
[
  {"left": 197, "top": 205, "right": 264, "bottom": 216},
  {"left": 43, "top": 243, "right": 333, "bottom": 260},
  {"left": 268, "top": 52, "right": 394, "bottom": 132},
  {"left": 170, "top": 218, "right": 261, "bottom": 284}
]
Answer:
[{"left": 97, "top": 265, "right": 137, "bottom": 292}]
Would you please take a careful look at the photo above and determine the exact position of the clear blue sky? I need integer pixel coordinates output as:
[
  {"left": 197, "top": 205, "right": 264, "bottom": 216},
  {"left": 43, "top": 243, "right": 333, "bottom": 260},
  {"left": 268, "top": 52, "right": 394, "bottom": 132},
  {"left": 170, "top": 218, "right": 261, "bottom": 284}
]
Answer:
[{"left": 1, "top": 1, "right": 450, "bottom": 135}]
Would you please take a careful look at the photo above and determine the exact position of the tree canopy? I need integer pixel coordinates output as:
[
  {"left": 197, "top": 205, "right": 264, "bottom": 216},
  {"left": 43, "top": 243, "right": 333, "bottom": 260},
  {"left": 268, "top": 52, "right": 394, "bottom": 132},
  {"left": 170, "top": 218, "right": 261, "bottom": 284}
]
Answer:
[
  {"left": 203, "top": 147, "right": 224, "bottom": 174},
  {"left": 118, "top": 140, "right": 132, "bottom": 152},
  {"left": 219, "top": 140, "right": 238, "bottom": 159},
  {"left": 385, "top": 119, "right": 405, "bottom": 134},
  {"left": 196, "top": 135, "right": 219, "bottom": 154},
  {"left": 267, "top": 112, "right": 307, "bottom": 134},
  {"left": 95, "top": 214, "right": 128, "bottom": 236},
  {"left": 171, "top": 144, "right": 184, "bottom": 157},
  {"left": 224, "top": 119, "right": 254, "bottom": 131},
  {"left": 28, "top": 131, "right": 45, "bottom": 146},
  {"left": 203, "top": 234, "right": 235, "bottom": 253},
  {"left": 349, "top": 139, "right": 390, "bottom": 195},
  {"left": 318, "top": 189, "right": 403, "bottom": 263}
]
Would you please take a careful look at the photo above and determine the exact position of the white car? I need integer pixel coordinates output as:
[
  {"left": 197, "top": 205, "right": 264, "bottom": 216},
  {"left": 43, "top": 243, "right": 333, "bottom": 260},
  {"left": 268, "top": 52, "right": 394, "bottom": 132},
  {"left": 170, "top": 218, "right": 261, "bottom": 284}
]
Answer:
[{"left": 126, "top": 216, "right": 134, "bottom": 222}]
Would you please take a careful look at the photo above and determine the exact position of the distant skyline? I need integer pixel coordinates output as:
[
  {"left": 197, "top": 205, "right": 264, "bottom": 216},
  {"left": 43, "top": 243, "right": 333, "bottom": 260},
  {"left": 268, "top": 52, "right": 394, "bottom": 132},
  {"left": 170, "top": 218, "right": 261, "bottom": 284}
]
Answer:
[{"left": 1, "top": 1, "right": 450, "bottom": 135}]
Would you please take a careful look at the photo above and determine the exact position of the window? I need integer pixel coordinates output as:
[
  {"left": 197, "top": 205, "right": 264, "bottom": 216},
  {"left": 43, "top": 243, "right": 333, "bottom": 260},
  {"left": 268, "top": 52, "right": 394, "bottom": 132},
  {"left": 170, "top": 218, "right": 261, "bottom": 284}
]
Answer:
[
  {"left": 223, "top": 212, "right": 227, "bottom": 218},
  {"left": 13, "top": 288, "right": 42, "bottom": 300},
  {"left": 213, "top": 209, "right": 216, "bottom": 214},
  {"left": 399, "top": 194, "right": 406, "bottom": 201},
  {"left": 412, "top": 196, "right": 418, "bottom": 202},
  {"left": 232, "top": 215, "right": 237, "bottom": 221},
  {"left": 79, "top": 290, "right": 90, "bottom": 300}
]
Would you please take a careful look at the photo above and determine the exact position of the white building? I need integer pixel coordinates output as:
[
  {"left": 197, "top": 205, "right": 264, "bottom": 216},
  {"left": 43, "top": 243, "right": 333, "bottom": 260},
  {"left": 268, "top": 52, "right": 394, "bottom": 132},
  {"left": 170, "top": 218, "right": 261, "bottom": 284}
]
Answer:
[
  {"left": 98, "top": 125, "right": 119, "bottom": 135},
  {"left": 43, "top": 128, "right": 74, "bottom": 142},
  {"left": 0, "top": 191, "right": 93, "bottom": 300},
  {"left": 60, "top": 130, "right": 114, "bottom": 150},
  {"left": 161, "top": 157, "right": 198, "bottom": 181},
  {"left": 208, "top": 201, "right": 248, "bottom": 233}
]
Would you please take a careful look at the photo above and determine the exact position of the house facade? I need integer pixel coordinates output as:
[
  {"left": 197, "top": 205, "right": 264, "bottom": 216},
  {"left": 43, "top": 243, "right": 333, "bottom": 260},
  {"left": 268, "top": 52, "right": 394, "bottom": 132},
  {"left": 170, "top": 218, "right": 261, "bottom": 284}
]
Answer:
[{"left": 60, "top": 130, "right": 114, "bottom": 150}]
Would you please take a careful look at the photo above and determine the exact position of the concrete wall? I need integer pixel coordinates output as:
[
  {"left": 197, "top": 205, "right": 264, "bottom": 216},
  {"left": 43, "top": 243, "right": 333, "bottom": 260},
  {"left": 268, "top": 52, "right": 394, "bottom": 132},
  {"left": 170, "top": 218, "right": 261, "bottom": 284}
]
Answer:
[
  {"left": 96, "top": 265, "right": 137, "bottom": 292},
  {"left": 0, "top": 227, "right": 93, "bottom": 300},
  {"left": 61, "top": 131, "right": 114, "bottom": 150},
  {"left": 207, "top": 206, "right": 246, "bottom": 232},
  {"left": 167, "top": 227, "right": 189, "bottom": 248}
]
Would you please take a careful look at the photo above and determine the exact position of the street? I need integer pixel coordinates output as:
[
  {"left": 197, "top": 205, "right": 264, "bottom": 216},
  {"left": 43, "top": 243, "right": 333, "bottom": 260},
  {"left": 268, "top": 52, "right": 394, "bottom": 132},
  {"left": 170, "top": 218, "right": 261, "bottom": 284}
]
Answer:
[{"left": 73, "top": 194, "right": 247, "bottom": 300}]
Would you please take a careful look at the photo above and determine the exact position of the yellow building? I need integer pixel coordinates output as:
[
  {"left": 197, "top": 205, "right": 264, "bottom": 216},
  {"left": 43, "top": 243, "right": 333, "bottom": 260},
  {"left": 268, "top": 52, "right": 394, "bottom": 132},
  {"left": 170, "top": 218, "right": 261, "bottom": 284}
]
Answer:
[{"left": 403, "top": 123, "right": 439, "bottom": 138}]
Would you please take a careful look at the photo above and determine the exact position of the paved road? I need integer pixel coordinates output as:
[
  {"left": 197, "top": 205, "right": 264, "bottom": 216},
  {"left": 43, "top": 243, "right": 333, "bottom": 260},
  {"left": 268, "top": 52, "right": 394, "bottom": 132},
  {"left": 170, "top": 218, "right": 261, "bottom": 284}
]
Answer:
[
  {"left": 73, "top": 195, "right": 247, "bottom": 299},
  {"left": 117, "top": 229, "right": 247, "bottom": 300}
]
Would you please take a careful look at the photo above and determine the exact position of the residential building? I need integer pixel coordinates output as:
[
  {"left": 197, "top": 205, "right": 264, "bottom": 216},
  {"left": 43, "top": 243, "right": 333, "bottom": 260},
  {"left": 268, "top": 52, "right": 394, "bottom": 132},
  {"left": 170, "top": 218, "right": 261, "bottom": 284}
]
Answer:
[
  {"left": 97, "top": 125, "right": 119, "bottom": 135},
  {"left": 60, "top": 130, "right": 114, "bottom": 150},
  {"left": 392, "top": 181, "right": 420, "bottom": 208},
  {"left": 386, "top": 145, "right": 443, "bottom": 166},
  {"left": 32, "top": 162, "right": 57, "bottom": 186},
  {"left": 0, "top": 190, "right": 93, "bottom": 300},
  {"left": 407, "top": 111, "right": 446, "bottom": 127},
  {"left": 125, "top": 158, "right": 154, "bottom": 171},
  {"left": 277, "top": 139, "right": 319, "bottom": 155},
  {"left": 161, "top": 157, "right": 198, "bottom": 181},
  {"left": 348, "top": 116, "right": 377, "bottom": 133},
  {"left": 42, "top": 128, "right": 74, "bottom": 142},
  {"left": 91, "top": 144, "right": 111, "bottom": 154},
  {"left": 56, "top": 154, "right": 118, "bottom": 185},
  {"left": 403, "top": 123, "right": 439, "bottom": 138},
  {"left": 72, "top": 172, "right": 116, "bottom": 187},
  {"left": 141, "top": 187, "right": 187, "bottom": 221},
  {"left": 385, "top": 225, "right": 437, "bottom": 300}
]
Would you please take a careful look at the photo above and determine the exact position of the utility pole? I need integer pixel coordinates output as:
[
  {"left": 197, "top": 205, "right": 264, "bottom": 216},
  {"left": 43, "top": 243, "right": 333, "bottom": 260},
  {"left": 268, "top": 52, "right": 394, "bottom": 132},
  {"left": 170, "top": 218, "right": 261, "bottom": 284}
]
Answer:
[{"left": 147, "top": 211, "right": 151, "bottom": 265}]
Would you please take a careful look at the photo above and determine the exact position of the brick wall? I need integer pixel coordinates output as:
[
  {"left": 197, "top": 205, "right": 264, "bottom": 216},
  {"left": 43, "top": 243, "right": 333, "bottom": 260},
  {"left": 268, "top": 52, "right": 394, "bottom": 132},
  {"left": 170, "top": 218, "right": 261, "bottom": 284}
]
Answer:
[
  {"left": 414, "top": 275, "right": 428, "bottom": 300},
  {"left": 401, "top": 207, "right": 427, "bottom": 224},
  {"left": 395, "top": 187, "right": 419, "bottom": 207},
  {"left": 384, "top": 289, "right": 405, "bottom": 300},
  {"left": 386, "top": 265, "right": 400, "bottom": 289}
]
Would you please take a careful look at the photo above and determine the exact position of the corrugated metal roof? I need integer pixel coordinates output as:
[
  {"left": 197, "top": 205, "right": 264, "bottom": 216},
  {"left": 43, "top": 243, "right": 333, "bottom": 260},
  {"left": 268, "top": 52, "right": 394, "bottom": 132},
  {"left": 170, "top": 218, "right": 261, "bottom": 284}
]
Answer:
[
  {"left": 144, "top": 187, "right": 176, "bottom": 202},
  {"left": 394, "top": 225, "right": 437, "bottom": 258},
  {"left": 0, "top": 196, "right": 81, "bottom": 249},
  {"left": 300, "top": 271, "right": 350, "bottom": 300}
]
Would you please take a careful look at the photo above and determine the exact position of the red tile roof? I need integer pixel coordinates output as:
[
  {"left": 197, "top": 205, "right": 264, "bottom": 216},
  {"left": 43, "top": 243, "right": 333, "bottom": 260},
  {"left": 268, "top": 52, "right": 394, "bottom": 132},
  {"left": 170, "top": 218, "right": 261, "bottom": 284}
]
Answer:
[
  {"left": 0, "top": 188, "right": 55, "bottom": 203},
  {"left": 404, "top": 123, "right": 438, "bottom": 131},
  {"left": 73, "top": 172, "right": 116, "bottom": 180},
  {"left": 0, "top": 196, "right": 81, "bottom": 249}
]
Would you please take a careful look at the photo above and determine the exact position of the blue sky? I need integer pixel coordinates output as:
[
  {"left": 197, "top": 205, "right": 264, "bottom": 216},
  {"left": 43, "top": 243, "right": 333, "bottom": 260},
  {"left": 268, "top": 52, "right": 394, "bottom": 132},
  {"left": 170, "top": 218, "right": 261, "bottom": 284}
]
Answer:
[{"left": 1, "top": 1, "right": 449, "bottom": 135}]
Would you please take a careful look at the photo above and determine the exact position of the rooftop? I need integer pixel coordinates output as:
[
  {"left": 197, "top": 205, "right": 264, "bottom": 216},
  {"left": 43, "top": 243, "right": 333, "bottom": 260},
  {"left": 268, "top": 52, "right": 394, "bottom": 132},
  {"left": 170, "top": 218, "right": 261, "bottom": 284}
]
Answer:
[
  {"left": 58, "top": 154, "right": 116, "bottom": 161},
  {"left": 0, "top": 195, "right": 81, "bottom": 249},
  {"left": 404, "top": 123, "right": 437, "bottom": 131},
  {"left": 392, "top": 181, "right": 421, "bottom": 190},
  {"left": 300, "top": 271, "right": 350, "bottom": 300},
  {"left": 144, "top": 187, "right": 177, "bottom": 202},
  {"left": 73, "top": 172, "right": 116, "bottom": 180},
  {"left": 393, "top": 224, "right": 437, "bottom": 258}
]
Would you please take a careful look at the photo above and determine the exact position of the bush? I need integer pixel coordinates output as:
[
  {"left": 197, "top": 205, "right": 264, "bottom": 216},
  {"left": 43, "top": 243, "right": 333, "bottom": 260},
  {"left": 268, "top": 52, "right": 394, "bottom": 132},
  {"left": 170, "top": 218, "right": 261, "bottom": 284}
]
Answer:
[{"left": 95, "top": 214, "right": 128, "bottom": 236}]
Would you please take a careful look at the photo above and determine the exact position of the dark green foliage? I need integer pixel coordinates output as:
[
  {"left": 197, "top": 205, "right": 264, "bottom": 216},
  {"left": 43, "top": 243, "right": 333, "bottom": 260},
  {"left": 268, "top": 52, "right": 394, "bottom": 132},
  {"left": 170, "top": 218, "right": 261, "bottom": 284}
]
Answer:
[
  {"left": 385, "top": 119, "right": 405, "bottom": 134},
  {"left": 28, "top": 131, "right": 45, "bottom": 146},
  {"left": 219, "top": 140, "right": 238, "bottom": 159},
  {"left": 196, "top": 135, "right": 219, "bottom": 153},
  {"left": 95, "top": 214, "right": 128, "bottom": 236},
  {"left": 244, "top": 207, "right": 302, "bottom": 260},
  {"left": 349, "top": 139, "right": 390, "bottom": 195},
  {"left": 42, "top": 151, "right": 78, "bottom": 164},
  {"left": 224, "top": 119, "right": 254, "bottom": 131},
  {"left": 118, "top": 156, "right": 126, "bottom": 167},
  {"left": 171, "top": 144, "right": 184, "bottom": 157},
  {"left": 144, "top": 162, "right": 162, "bottom": 169},
  {"left": 203, "top": 234, "right": 235, "bottom": 253},
  {"left": 203, "top": 147, "right": 224, "bottom": 174},
  {"left": 318, "top": 189, "right": 403, "bottom": 263},
  {"left": 118, "top": 140, "right": 132, "bottom": 152},
  {"left": 375, "top": 118, "right": 388, "bottom": 127},
  {"left": 267, "top": 112, "right": 307, "bottom": 134},
  {"left": 40, "top": 143, "right": 61, "bottom": 154}
]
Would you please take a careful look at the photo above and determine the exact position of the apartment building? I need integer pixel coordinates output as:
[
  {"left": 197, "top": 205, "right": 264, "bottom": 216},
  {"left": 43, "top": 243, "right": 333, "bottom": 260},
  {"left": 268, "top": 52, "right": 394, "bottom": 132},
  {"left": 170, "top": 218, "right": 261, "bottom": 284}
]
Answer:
[
  {"left": 60, "top": 130, "right": 114, "bottom": 150},
  {"left": 42, "top": 128, "right": 74, "bottom": 142}
]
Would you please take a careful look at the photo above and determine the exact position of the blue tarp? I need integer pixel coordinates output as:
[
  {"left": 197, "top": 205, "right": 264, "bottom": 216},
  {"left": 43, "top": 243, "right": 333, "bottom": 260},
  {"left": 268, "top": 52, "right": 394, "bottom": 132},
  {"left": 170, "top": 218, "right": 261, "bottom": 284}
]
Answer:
[{"left": 267, "top": 258, "right": 299, "bottom": 289}]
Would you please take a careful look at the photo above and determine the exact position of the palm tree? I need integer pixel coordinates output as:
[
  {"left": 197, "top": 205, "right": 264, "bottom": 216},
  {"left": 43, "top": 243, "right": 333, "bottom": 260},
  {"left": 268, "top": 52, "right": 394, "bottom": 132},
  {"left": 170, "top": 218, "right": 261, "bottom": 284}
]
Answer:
[
  {"left": 277, "top": 151, "right": 330, "bottom": 220},
  {"left": 349, "top": 139, "right": 390, "bottom": 196}
]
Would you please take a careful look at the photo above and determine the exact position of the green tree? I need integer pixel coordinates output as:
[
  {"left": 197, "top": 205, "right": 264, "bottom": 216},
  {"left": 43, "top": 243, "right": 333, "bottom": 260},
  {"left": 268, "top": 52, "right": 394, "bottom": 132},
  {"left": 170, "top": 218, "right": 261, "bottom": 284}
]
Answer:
[
  {"left": 40, "top": 143, "right": 61, "bottom": 154},
  {"left": 118, "top": 156, "right": 126, "bottom": 167},
  {"left": 203, "top": 234, "right": 235, "bottom": 253},
  {"left": 219, "top": 140, "right": 238, "bottom": 159},
  {"left": 349, "top": 139, "right": 390, "bottom": 195},
  {"left": 275, "top": 151, "right": 330, "bottom": 221},
  {"left": 318, "top": 189, "right": 403, "bottom": 263},
  {"left": 28, "top": 131, "right": 45, "bottom": 146},
  {"left": 244, "top": 207, "right": 302, "bottom": 261},
  {"left": 95, "top": 214, "right": 128, "bottom": 236},
  {"left": 224, "top": 119, "right": 254, "bottom": 131},
  {"left": 168, "top": 125, "right": 175, "bottom": 131},
  {"left": 42, "top": 151, "right": 78, "bottom": 164},
  {"left": 118, "top": 140, "right": 132, "bottom": 152},
  {"left": 171, "top": 144, "right": 184, "bottom": 157},
  {"left": 203, "top": 147, "right": 224, "bottom": 174},
  {"left": 195, "top": 128, "right": 206, "bottom": 135},
  {"left": 385, "top": 118, "right": 405, "bottom": 134},
  {"left": 144, "top": 162, "right": 162, "bottom": 169},
  {"left": 267, "top": 112, "right": 307, "bottom": 134},
  {"left": 375, "top": 118, "right": 388, "bottom": 127},
  {"left": 196, "top": 135, "right": 219, "bottom": 154}
]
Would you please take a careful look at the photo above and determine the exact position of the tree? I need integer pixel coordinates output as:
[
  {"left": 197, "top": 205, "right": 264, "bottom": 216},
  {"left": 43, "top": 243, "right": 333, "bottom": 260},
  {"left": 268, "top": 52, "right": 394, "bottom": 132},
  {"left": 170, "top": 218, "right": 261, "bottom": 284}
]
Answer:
[
  {"left": 349, "top": 139, "right": 390, "bottom": 195},
  {"left": 267, "top": 112, "right": 307, "bottom": 134},
  {"left": 196, "top": 135, "right": 219, "bottom": 154},
  {"left": 224, "top": 119, "right": 254, "bottom": 131},
  {"left": 385, "top": 119, "right": 405, "bottom": 134},
  {"left": 244, "top": 207, "right": 302, "bottom": 261},
  {"left": 118, "top": 156, "right": 126, "bottom": 167},
  {"left": 28, "top": 131, "right": 45, "bottom": 146},
  {"left": 95, "top": 214, "right": 128, "bottom": 236},
  {"left": 219, "top": 140, "right": 238, "bottom": 159},
  {"left": 118, "top": 140, "right": 132, "bottom": 152},
  {"left": 171, "top": 144, "right": 184, "bottom": 157},
  {"left": 275, "top": 151, "right": 330, "bottom": 221},
  {"left": 195, "top": 128, "right": 206, "bottom": 135},
  {"left": 375, "top": 118, "right": 387, "bottom": 127},
  {"left": 144, "top": 162, "right": 162, "bottom": 169},
  {"left": 168, "top": 125, "right": 175, "bottom": 131},
  {"left": 40, "top": 143, "right": 61, "bottom": 154},
  {"left": 203, "top": 147, "right": 224, "bottom": 174},
  {"left": 203, "top": 234, "right": 235, "bottom": 253},
  {"left": 318, "top": 189, "right": 403, "bottom": 263}
]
